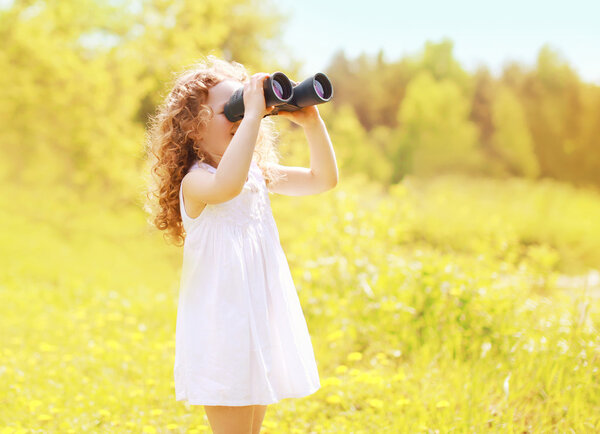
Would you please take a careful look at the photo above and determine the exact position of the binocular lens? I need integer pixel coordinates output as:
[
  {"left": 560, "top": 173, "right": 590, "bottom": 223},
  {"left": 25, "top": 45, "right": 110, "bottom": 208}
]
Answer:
[
  {"left": 273, "top": 80, "right": 284, "bottom": 99},
  {"left": 314, "top": 74, "right": 332, "bottom": 100},
  {"left": 315, "top": 80, "right": 324, "bottom": 98}
]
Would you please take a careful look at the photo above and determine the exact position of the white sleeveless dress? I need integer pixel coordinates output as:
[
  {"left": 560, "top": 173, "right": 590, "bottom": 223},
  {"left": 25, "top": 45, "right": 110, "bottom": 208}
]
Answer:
[{"left": 174, "top": 159, "right": 320, "bottom": 406}]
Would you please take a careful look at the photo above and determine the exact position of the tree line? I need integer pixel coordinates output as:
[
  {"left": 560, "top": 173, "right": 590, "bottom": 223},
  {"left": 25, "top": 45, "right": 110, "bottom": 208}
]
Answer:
[
  {"left": 323, "top": 40, "right": 600, "bottom": 189},
  {"left": 1, "top": 0, "right": 598, "bottom": 202}
]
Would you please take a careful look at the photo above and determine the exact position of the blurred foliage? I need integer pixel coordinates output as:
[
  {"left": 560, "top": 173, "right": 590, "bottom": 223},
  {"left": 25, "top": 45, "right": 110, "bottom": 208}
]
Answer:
[
  {"left": 1, "top": 2, "right": 598, "bottom": 196},
  {"left": 489, "top": 85, "right": 539, "bottom": 178},
  {"left": 0, "top": 0, "right": 286, "bottom": 199},
  {"left": 394, "top": 71, "right": 481, "bottom": 179},
  {"left": 1, "top": 1, "right": 599, "bottom": 432},
  {"left": 325, "top": 41, "right": 600, "bottom": 188}
]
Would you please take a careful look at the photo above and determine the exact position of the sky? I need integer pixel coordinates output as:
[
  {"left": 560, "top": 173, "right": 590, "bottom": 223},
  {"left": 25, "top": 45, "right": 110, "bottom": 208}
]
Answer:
[{"left": 275, "top": 0, "right": 600, "bottom": 84}]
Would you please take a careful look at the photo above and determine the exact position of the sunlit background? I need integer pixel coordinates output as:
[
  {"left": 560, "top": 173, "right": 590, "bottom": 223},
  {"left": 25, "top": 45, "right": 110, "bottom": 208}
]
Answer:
[
  {"left": 278, "top": 0, "right": 600, "bottom": 84},
  {"left": 1, "top": 0, "right": 599, "bottom": 432}
]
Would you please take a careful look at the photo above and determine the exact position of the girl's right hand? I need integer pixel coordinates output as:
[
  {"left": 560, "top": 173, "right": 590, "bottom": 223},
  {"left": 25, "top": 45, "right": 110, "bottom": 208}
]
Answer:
[{"left": 242, "top": 73, "right": 274, "bottom": 119}]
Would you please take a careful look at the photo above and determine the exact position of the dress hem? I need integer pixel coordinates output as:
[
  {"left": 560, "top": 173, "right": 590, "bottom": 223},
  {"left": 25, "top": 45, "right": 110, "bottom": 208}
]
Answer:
[{"left": 175, "top": 384, "right": 321, "bottom": 407}]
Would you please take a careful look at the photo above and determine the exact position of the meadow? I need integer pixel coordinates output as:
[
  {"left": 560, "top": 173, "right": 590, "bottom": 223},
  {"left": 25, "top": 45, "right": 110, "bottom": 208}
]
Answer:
[{"left": 1, "top": 172, "right": 599, "bottom": 433}]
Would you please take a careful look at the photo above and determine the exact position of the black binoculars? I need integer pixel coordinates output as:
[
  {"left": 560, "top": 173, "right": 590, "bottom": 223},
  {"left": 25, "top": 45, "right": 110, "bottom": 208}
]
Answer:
[{"left": 223, "top": 72, "right": 334, "bottom": 122}]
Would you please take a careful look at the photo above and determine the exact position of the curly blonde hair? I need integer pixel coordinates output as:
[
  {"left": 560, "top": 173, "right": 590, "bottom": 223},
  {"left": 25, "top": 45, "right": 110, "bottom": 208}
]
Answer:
[{"left": 144, "top": 56, "right": 284, "bottom": 246}]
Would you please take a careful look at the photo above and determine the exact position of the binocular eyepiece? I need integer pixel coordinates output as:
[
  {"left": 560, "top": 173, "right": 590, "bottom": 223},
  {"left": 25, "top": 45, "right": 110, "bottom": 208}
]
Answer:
[{"left": 223, "top": 72, "right": 334, "bottom": 122}]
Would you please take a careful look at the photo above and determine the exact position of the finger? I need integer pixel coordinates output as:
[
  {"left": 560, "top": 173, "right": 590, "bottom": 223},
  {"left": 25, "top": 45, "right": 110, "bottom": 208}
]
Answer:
[
  {"left": 250, "top": 74, "right": 269, "bottom": 89},
  {"left": 252, "top": 72, "right": 269, "bottom": 82}
]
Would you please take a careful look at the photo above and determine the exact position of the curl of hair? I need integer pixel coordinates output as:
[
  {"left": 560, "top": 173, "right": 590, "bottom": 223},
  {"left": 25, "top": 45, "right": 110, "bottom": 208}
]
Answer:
[{"left": 143, "top": 55, "right": 284, "bottom": 246}]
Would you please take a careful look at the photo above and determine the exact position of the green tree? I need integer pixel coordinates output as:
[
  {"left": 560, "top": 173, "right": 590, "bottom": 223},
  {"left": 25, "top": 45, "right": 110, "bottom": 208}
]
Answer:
[
  {"left": 0, "top": 0, "right": 284, "bottom": 199},
  {"left": 0, "top": 0, "right": 145, "bottom": 194},
  {"left": 470, "top": 66, "right": 495, "bottom": 151},
  {"left": 326, "top": 104, "right": 392, "bottom": 183},
  {"left": 325, "top": 49, "right": 414, "bottom": 130},
  {"left": 490, "top": 86, "right": 539, "bottom": 178},
  {"left": 128, "top": 0, "right": 285, "bottom": 124},
  {"left": 506, "top": 45, "right": 600, "bottom": 187},
  {"left": 414, "top": 38, "right": 472, "bottom": 94},
  {"left": 325, "top": 39, "right": 471, "bottom": 132},
  {"left": 395, "top": 71, "right": 480, "bottom": 179}
]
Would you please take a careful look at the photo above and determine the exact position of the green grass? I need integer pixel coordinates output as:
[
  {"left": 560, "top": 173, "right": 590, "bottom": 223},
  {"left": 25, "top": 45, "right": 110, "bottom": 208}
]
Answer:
[{"left": 1, "top": 174, "right": 599, "bottom": 432}]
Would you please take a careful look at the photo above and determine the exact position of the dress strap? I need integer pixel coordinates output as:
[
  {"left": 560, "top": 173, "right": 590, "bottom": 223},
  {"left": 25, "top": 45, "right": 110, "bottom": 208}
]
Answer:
[
  {"left": 198, "top": 160, "right": 258, "bottom": 179},
  {"left": 179, "top": 161, "right": 210, "bottom": 223},
  {"left": 179, "top": 181, "right": 193, "bottom": 223},
  {"left": 197, "top": 161, "right": 217, "bottom": 173}
]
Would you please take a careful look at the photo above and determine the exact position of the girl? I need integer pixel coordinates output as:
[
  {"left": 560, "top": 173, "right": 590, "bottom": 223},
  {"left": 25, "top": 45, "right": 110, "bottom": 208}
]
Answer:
[{"left": 145, "top": 56, "right": 338, "bottom": 434}]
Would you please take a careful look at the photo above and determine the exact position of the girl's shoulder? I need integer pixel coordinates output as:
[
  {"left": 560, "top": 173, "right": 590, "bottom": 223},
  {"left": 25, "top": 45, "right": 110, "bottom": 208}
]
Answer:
[
  {"left": 191, "top": 160, "right": 217, "bottom": 174},
  {"left": 185, "top": 159, "right": 259, "bottom": 182},
  {"left": 180, "top": 161, "right": 215, "bottom": 191}
]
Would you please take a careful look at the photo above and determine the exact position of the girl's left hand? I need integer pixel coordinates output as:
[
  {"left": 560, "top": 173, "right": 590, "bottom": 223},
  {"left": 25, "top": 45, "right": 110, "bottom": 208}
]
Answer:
[
  {"left": 277, "top": 78, "right": 323, "bottom": 127},
  {"left": 277, "top": 104, "right": 321, "bottom": 127}
]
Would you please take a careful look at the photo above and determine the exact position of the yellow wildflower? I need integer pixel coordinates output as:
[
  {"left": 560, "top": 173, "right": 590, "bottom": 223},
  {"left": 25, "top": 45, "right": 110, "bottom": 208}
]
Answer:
[
  {"left": 335, "top": 365, "right": 348, "bottom": 374},
  {"left": 368, "top": 398, "right": 384, "bottom": 409},
  {"left": 28, "top": 399, "right": 43, "bottom": 412},
  {"left": 39, "top": 342, "right": 57, "bottom": 352},
  {"left": 326, "top": 330, "right": 344, "bottom": 341},
  {"left": 392, "top": 369, "right": 407, "bottom": 381},
  {"left": 322, "top": 377, "right": 342, "bottom": 387},
  {"left": 449, "top": 287, "right": 461, "bottom": 296},
  {"left": 262, "top": 420, "right": 277, "bottom": 428},
  {"left": 396, "top": 398, "right": 411, "bottom": 406},
  {"left": 436, "top": 400, "right": 450, "bottom": 408},
  {"left": 326, "top": 395, "right": 342, "bottom": 404},
  {"left": 347, "top": 352, "right": 363, "bottom": 362}
]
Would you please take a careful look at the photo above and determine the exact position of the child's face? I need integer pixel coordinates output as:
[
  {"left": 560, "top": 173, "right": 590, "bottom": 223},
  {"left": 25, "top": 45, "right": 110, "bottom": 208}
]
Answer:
[{"left": 201, "top": 79, "right": 243, "bottom": 164}]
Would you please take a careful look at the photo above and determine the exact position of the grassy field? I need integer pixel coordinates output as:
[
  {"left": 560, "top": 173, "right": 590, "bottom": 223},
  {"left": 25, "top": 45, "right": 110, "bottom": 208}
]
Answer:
[{"left": 1, "top": 173, "right": 599, "bottom": 432}]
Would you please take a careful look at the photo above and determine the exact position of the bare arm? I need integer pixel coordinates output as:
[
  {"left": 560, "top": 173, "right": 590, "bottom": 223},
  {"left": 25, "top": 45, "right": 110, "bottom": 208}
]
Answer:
[
  {"left": 183, "top": 73, "right": 271, "bottom": 205},
  {"left": 213, "top": 112, "right": 263, "bottom": 198},
  {"left": 268, "top": 106, "right": 338, "bottom": 196}
]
